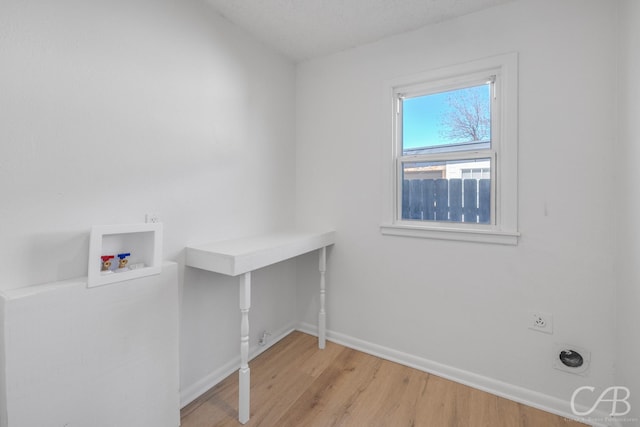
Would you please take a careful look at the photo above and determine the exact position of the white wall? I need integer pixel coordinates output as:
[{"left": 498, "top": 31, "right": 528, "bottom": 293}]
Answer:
[
  {"left": 296, "top": 0, "right": 618, "bottom": 415},
  {"left": 0, "top": 298, "right": 5, "bottom": 427},
  {"left": 616, "top": 0, "right": 640, "bottom": 421},
  {"left": 1, "top": 263, "right": 179, "bottom": 427},
  {"left": 0, "top": 0, "right": 298, "bottom": 407}
]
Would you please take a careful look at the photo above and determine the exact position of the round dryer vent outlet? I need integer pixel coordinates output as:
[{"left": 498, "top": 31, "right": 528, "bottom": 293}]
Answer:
[
  {"left": 553, "top": 343, "right": 590, "bottom": 376},
  {"left": 559, "top": 350, "right": 584, "bottom": 368}
]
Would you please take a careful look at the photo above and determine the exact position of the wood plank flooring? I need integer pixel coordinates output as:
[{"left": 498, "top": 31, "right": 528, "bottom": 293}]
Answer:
[{"left": 181, "top": 331, "right": 586, "bottom": 427}]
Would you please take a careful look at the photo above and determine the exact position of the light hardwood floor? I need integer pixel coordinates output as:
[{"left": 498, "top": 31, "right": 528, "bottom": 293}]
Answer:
[{"left": 181, "top": 331, "right": 586, "bottom": 427}]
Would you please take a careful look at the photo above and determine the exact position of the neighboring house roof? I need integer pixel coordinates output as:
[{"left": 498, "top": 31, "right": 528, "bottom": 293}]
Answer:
[{"left": 403, "top": 140, "right": 490, "bottom": 155}]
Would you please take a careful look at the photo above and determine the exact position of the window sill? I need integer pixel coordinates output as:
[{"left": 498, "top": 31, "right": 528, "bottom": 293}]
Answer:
[{"left": 380, "top": 223, "right": 519, "bottom": 245}]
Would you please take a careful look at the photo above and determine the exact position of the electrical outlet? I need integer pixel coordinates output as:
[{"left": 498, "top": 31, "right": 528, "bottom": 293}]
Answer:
[
  {"left": 145, "top": 213, "right": 160, "bottom": 224},
  {"left": 528, "top": 311, "right": 553, "bottom": 334}
]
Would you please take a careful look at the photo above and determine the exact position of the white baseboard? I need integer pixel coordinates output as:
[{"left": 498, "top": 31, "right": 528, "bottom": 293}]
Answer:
[
  {"left": 296, "top": 322, "right": 619, "bottom": 427},
  {"left": 181, "top": 321, "right": 620, "bottom": 427},
  {"left": 179, "top": 323, "right": 296, "bottom": 408}
]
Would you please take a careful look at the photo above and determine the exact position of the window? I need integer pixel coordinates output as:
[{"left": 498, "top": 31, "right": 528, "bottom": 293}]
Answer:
[
  {"left": 381, "top": 54, "right": 519, "bottom": 245},
  {"left": 400, "top": 80, "right": 494, "bottom": 224}
]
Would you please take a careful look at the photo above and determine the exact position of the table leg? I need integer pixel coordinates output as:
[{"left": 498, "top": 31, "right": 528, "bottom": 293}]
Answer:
[
  {"left": 319, "top": 247, "right": 326, "bottom": 349},
  {"left": 239, "top": 272, "right": 251, "bottom": 424}
]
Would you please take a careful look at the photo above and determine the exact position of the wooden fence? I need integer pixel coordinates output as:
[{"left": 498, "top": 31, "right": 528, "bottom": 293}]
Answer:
[{"left": 402, "top": 178, "right": 491, "bottom": 224}]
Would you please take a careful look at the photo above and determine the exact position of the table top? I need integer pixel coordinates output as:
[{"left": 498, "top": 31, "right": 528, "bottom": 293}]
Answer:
[{"left": 185, "top": 230, "right": 335, "bottom": 276}]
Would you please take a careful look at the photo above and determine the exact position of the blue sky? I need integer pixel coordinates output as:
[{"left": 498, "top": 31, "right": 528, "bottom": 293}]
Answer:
[
  {"left": 402, "top": 84, "right": 490, "bottom": 149},
  {"left": 402, "top": 92, "right": 451, "bottom": 149}
]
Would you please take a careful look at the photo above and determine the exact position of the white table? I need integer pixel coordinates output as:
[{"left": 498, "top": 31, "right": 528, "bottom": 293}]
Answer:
[{"left": 185, "top": 230, "right": 335, "bottom": 424}]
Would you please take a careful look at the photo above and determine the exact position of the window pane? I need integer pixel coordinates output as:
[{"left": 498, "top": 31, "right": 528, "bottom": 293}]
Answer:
[
  {"left": 402, "top": 84, "right": 491, "bottom": 155},
  {"left": 401, "top": 158, "right": 491, "bottom": 224}
]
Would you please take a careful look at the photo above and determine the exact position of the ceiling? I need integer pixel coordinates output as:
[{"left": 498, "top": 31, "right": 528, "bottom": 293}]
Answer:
[{"left": 205, "top": 0, "right": 514, "bottom": 62}]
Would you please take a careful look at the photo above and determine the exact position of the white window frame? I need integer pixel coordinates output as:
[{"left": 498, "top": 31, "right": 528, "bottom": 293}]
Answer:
[{"left": 380, "top": 53, "right": 519, "bottom": 245}]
